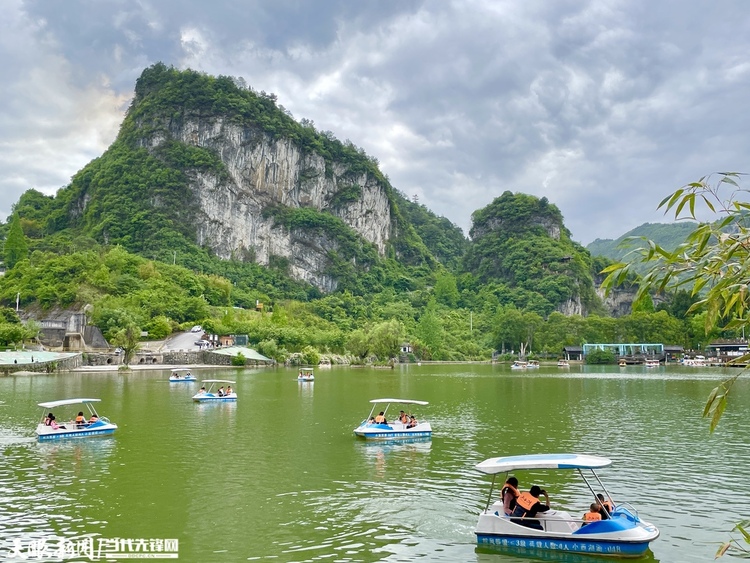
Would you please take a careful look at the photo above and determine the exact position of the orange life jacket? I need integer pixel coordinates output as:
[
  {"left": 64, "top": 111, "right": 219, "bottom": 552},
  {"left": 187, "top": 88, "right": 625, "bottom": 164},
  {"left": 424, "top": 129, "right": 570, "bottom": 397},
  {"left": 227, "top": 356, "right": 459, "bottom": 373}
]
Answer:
[
  {"left": 584, "top": 511, "right": 602, "bottom": 522},
  {"left": 515, "top": 491, "right": 538, "bottom": 513},
  {"left": 75, "top": 416, "right": 85, "bottom": 424},
  {"left": 400, "top": 414, "right": 408, "bottom": 423},
  {"left": 374, "top": 415, "right": 386, "bottom": 423},
  {"left": 502, "top": 483, "right": 520, "bottom": 499}
]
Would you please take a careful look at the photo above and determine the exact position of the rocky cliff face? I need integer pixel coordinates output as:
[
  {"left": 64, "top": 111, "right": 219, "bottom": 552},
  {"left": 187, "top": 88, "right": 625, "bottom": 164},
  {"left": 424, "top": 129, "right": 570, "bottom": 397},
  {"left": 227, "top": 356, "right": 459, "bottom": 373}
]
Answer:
[{"left": 142, "top": 116, "right": 393, "bottom": 292}]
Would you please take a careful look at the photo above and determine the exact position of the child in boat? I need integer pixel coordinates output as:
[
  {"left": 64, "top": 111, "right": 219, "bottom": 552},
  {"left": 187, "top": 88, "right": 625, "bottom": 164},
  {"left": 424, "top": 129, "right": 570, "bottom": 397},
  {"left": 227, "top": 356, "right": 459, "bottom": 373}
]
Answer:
[
  {"left": 407, "top": 415, "right": 418, "bottom": 428},
  {"left": 75, "top": 411, "right": 86, "bottom": 428},
  {"left": 89, "top": 413, "right": 99, "bottom": 423},
  {"left": 582, "top": 503, "right": 603, "bottom": 525}
]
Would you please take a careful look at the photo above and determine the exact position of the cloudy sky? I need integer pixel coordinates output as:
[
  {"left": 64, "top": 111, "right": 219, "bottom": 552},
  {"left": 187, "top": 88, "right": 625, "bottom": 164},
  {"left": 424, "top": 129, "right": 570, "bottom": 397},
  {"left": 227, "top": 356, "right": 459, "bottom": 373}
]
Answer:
[{"left": 3, "top": 0, "right": 749, "bottom": 245}]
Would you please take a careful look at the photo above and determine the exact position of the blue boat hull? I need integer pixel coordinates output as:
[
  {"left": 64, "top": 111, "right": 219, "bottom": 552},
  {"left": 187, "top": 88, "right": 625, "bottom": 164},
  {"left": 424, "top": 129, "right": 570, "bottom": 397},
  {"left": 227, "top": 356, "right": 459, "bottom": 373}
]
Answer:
[
  {"left": 476, "top": 533, "right": 650, "bottom": 557},
  {"left": 38, "top": 428, "right": 116, "bottom": 441}
]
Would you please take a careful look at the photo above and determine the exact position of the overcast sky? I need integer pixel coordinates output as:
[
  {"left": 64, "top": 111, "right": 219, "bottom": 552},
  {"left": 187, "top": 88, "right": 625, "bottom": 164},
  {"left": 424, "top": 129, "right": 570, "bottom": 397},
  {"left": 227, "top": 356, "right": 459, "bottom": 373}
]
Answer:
[{"left": 3, "top": 0, "right": 749, "bottom": 245}]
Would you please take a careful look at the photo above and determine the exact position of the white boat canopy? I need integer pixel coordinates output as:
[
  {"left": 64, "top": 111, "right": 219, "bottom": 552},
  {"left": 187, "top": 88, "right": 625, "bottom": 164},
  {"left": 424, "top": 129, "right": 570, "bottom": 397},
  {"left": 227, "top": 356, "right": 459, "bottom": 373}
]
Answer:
[
  {"left": 201, "top": 379, "right": 236, "bottom": 384},
  {"left": 171, "top": 368, "right": 192, "bottom": 373},
  {"left": 475, "top": 453, "right": 612, "bottom": 475},
  {"left": 369, "top": 398, "right": 429, "bottom": 405},
  {"left": 38, "top": 398, "right": 102, "bottom": 409},
  {"left": 300, "top": 368, "right": 314, "bottom": 372}
]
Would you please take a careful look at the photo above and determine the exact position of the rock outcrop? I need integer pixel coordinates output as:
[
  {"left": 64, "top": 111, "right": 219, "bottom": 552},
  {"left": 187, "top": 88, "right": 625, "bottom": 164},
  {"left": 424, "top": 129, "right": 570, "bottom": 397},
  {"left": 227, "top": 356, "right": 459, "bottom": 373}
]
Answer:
[{"left": 139, "top": 117, "right": 392, "bottom": 292}]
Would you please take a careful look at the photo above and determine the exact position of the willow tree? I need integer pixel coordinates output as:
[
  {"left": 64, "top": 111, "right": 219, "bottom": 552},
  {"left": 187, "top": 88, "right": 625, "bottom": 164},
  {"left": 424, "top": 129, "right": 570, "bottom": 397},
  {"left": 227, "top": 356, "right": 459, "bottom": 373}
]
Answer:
[{"left": 602, "top": 172, "right": 750, "bottom": 431}]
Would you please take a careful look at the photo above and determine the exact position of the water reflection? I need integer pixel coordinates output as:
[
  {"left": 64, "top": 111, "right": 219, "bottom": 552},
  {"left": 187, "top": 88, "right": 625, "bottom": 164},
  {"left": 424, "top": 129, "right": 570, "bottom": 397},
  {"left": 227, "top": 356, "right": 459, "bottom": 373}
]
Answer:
[{"left": 476, "top": 545, "right": 660, "bottom": 562}]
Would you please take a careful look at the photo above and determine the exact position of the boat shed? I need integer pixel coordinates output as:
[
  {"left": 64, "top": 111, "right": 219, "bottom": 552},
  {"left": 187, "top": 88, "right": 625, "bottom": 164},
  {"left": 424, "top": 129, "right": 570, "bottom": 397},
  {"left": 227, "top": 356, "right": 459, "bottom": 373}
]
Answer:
[
  {"left": 706, "top": 340, "right": 749, "bottom": 363},
  {"left": 562, "top": 346, "right": 583, "bottom": 361}
]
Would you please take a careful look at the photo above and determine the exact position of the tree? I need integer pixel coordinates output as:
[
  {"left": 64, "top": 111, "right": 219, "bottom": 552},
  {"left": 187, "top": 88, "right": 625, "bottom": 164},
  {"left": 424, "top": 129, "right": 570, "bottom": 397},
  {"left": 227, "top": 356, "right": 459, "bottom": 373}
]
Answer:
[
  {"left": 602, "top": 172, "right": 750, "bottom": 431},
  {"left": 415, "top": 298, "right": 443, "bottom": 358},
  {"left": 4, "top": 214, "right": 28, "bottom": 268},
  {"left": 112, "top": 321, "right": 141, "bottom": 365}
]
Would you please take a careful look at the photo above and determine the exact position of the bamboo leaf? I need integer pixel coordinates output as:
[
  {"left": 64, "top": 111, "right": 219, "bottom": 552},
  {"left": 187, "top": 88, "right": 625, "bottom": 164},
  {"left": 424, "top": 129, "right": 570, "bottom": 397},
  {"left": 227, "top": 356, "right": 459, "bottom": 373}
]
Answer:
[{"left": 714, "top": 541, "right": 731, "bottom": 558}]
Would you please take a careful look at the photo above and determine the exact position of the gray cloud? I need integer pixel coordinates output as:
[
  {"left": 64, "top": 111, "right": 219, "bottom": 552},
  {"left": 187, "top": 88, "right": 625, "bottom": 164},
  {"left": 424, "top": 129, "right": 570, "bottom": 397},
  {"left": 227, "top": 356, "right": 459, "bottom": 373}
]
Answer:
[{"left": 3, "top": 0, "right": 750, "bottom": 245}]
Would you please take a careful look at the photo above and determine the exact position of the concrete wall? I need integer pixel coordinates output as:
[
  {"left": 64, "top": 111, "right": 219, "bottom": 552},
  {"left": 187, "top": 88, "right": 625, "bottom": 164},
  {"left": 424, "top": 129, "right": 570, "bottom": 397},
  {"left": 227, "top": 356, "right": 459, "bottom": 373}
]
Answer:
[{"left": 0, "top": 353, "right": 82, "bottom": 375}]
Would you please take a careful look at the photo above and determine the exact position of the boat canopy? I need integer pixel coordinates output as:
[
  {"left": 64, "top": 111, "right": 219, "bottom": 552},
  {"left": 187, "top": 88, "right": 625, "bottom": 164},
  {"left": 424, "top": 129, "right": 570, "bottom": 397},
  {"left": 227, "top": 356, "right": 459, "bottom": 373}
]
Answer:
[
  {"left": 201, "top": 379, "right": 236, "bottom": 384},
  {"left": 38, "top": 398, "right": 102, "bottom": 409},
  {"left": 369, "top": 398, "right": 429, "bottom": 405},
  {"left": 171, "top": 368, "right": 192, "bottom": 373},
  {"left": 475, "top": 453, "right": 612, "bottom": 475},
  {"left": 300, "top": 368, "right": 314, "bottom": 372}
]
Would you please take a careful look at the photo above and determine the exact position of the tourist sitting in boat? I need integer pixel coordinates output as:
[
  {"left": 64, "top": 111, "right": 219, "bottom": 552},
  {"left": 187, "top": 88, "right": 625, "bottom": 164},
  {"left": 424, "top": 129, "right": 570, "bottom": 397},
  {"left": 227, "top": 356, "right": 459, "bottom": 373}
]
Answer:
[
  {"left": 501, "top": 476, "right": 520, "bottom": 515},
  {"left": 225, "top": 386, "right": 233, "bottom": 396},
  {"left": 582, "top": 503, "right": 603, "bottom": 525},
  {"left": 217, "top": 386, "right": 225, "bottom": 397},
  {"left": 44, "top": 413, "right": 54, "bottom": 426},
  {"left": 89, "top": 413, "right": 99, "bottom": 423},
  {"left": 399, "top": 410, "right": 409, "bottom": 424},
  {"left": 597, "top": 493, "right": 614, "bottom": 519},
  {"left": 47, "top": 415, "right": 66, "bottom": 430},
  {"left": 510, "top": 485, "right": 550, "bottom": 530},
  {"left": 407, "top": 415, "right": 418, "bottom": 428},
  {"left": 198, "top": 387, "right": 206, "bottom": 394},
  {"left": 75, "top": 411, "right": 86, "bottom": 428},
  {"left": 374, "top": 412, "right": 387, "bottom": 424}
]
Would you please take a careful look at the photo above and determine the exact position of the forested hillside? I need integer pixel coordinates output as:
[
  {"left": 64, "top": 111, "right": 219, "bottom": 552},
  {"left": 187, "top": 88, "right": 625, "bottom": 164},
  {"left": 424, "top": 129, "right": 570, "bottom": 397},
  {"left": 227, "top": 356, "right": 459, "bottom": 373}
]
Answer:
[
  {"left": 587, "top": 222, "right": 698, "bottom": 263},
  {"left": 0, "top": 64, "right": 736, "bottom": 362}
]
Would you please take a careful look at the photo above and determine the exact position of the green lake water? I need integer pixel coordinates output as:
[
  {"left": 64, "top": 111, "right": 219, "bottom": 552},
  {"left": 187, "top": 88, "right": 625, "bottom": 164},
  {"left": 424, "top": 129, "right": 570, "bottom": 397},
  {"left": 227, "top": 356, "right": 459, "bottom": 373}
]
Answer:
[{"left": 0, "top": 363, "right": 748, "bottom": 562}]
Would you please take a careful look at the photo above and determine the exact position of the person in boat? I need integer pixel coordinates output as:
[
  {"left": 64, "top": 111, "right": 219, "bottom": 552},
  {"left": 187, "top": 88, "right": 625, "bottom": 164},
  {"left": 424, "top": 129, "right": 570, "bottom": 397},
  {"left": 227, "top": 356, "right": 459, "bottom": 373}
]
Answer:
[
  {"left": 44, "top": 413, "right": 54, "bottom": 426},
  {"left": 597, "top": 493, "right": 614, "bottom": 519},
  {"left": 374, "top": 411, "right": 387, "bottom": 424},
  {"left": 582, "top": 503, "right": 603, "bottom": 526},
  {"left": 198, "top": 386, "right": 206, "bottom": 394},
  {"left": 225, "top": 385, "right": 233, "bottom": 396},
  {"left": 407, "top": 415, "right": 418, "bottom": 428},
  {"left": 47, "top": 414, "right": 66, "bottom": 430},
  {"left": 89, "top": 413, "right": 99, "bottom": 423},
  {"left": 510, "top": 485, "right": 550, "bottom": 530},
  {"left": 75, "top": 411, "right": 86, "bottom": 428},
  {"left": 399, "top": 410, "right": 409, "bottom": 424},
  {"left": 218, "top": 386, "right": 225, "bottom": 397},
  {"left": 501, "top": 476, "right": 520, "bottom": 516}
]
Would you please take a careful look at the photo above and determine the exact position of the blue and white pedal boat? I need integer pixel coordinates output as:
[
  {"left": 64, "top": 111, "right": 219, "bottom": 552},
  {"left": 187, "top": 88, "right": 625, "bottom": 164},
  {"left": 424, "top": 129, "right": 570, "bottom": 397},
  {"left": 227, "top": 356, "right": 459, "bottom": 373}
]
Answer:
[
  {"left": 169, "top": 368, "right": 196, "bottom": 382},
  {"left": 474, "top": 453, "right": 659, "bottom": 557},
  {"left": 192, "top": 379, "right": 237, "bottom": 402},
  {"left": 297, "top": 367, "right": 314, "bottom": 381},
  {"left": 353, "top": 398, "right": 432, "bottom": 440},
  {"left": 36, "top": 398, "right": 117, "bottom": 441}
]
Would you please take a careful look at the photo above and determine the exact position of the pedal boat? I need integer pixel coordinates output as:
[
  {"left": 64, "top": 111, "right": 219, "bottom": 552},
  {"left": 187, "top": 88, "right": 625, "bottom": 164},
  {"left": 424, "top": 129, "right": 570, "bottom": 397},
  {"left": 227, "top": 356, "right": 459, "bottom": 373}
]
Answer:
[
  {"left": 192, "top": 379, "right": 237, "bottom": 402},
  {"left": 169, "top": 368, "right": 196, "bottom": 382},
  {"left": 36, "top": 398, "right": 117, "bottom": 441},
  {"left": 353, "top": 398, "right": 432, "bottom": 440},
  {"left": 474, "top": 453, "right": 659, "bottom": 557},
  {"left": 297, "top": 367, "right": 314, "bottom": 381}
]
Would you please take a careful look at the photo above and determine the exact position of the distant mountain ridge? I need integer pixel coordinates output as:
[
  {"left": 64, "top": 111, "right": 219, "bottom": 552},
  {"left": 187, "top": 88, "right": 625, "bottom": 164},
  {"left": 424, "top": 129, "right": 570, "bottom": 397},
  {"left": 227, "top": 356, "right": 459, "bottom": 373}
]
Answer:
[{"left": 586, "top": 222, "right": 698, "bottom": 262}]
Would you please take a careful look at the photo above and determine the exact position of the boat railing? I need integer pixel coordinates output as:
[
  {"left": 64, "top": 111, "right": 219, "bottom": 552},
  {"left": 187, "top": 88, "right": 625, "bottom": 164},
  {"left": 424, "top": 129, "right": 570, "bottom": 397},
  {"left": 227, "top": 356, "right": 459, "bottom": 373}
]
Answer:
[{"left": 611, "top": 502, "right": 639, "bottom": 521}]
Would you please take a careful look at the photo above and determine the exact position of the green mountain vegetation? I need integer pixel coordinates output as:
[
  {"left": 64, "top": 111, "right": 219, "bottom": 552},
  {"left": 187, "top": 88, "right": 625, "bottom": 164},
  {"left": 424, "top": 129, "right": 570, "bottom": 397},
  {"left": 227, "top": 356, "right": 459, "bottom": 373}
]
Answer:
[
  {"left": 586, "top": 222, "right": 698, "bottom": 264},
  {"left": 0, "top": 64, "right": 737, "bottom": 360}
]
